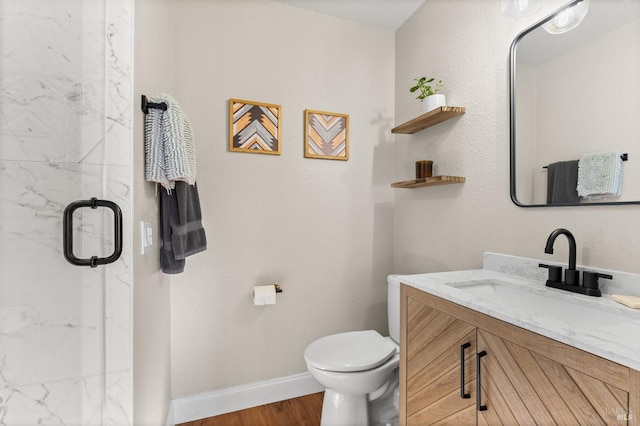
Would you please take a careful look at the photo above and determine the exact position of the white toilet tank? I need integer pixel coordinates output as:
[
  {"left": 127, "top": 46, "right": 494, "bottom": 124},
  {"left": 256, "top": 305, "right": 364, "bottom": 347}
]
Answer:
[{"left": 387, "top": 277, "right": 401, "bottom": 344}]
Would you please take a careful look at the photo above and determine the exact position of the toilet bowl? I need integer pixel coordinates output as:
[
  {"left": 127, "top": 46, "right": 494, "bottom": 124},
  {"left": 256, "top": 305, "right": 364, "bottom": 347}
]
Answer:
[
  {"left": 304, "top": 331, "right": 399, "bottom": 426},
  {"left": 304, "top": 278, "right": 401, "bottom": 426}
]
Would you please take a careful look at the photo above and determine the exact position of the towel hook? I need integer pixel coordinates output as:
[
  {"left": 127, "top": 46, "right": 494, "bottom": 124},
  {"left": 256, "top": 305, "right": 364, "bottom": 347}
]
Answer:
[{"left": 141, "top": 95, "right": 168, "bottom": 114}]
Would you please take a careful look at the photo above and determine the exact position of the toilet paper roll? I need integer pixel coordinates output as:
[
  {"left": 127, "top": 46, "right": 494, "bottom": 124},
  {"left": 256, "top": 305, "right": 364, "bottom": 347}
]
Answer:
[{"left": 253, "top": 285, "right": 277, "bottom": 306}]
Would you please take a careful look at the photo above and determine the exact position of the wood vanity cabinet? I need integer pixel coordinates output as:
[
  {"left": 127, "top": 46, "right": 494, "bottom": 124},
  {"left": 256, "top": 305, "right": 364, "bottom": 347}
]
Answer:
[
  {"left": 400, "top": 284, "right": 640, "bottom": 426},
  {"left": 403, "top": 291, "right": 477, "bottom": 424}
]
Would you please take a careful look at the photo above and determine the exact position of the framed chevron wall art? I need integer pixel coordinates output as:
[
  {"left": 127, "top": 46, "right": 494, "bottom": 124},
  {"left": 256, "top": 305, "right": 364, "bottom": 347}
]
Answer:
[
  {"left": 304, "top": 109, "right": 349, "bottom": 161},
  {"left": 229, "top": 99, "right": 281, "bottom": 155}
]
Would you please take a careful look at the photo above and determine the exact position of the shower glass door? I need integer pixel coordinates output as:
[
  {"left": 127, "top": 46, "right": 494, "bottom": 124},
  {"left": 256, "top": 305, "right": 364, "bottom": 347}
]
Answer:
[{"left": 0, "top": 0, "right": 132, "bottom": 424}]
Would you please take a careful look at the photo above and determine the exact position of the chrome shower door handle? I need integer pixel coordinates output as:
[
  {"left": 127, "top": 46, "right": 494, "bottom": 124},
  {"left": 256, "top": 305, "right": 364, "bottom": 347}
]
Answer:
[{"left": 63, "top": 198, "right": 123, "bottom": 268}]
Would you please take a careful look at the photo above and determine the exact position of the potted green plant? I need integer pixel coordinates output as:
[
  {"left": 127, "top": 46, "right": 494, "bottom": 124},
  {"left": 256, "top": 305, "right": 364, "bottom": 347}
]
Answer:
[{"left": 410, "top": 77, "right": 445, "bottom": 113}]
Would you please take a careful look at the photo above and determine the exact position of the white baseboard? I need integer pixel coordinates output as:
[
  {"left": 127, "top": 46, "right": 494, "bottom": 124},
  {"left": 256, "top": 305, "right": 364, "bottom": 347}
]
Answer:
[{"left": 170, "top": 372, "right": 324, "bottom": 425}]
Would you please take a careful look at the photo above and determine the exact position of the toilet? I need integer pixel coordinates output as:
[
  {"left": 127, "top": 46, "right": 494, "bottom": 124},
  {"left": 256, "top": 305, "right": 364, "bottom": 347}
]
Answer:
[{"left": 304, "top": 278, "right": 401, "bottom": 426}]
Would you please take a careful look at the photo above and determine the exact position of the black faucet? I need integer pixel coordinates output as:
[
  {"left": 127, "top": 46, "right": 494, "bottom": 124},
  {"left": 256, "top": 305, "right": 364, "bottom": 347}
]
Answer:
[
  {"left": 544, "top": 228, "right": 579, "bottom": 285},
  {"left": 539, "top": 228, "right": 612, "bottom": 297}
]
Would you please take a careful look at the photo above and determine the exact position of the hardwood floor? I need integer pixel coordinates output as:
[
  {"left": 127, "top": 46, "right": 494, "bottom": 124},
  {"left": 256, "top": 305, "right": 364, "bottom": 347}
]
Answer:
[{"left": 177, "top": 392, "right": 324, "bottom": 426}]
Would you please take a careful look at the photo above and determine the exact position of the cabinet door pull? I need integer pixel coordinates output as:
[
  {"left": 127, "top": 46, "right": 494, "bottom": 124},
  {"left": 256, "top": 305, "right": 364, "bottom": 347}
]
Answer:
[
  {"left": 476, "top": 350, "right": 487, "bottom": 411},
  {"left": 460, "top": 342, "right": 471, "bottom": 398}
]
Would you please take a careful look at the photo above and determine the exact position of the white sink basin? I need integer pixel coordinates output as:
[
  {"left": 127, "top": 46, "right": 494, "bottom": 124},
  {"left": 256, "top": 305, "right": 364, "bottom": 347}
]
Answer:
[{"left": 444, "top": 278, "right": 639, "bottom": 330}]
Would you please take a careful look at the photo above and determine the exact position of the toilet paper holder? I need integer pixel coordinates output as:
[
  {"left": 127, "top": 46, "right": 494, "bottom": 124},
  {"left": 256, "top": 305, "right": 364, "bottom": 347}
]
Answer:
[{"left": 252, "top": 284, "right": 283, "bottom": 306}]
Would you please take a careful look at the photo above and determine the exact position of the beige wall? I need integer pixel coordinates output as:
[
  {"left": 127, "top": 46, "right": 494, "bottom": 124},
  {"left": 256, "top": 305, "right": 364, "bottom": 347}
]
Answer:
[
  {"left": 167, "top": 0, "right": 395, "bottom": 398},
  {"left": 133, "top": 0, "right": 173, "bottom": 423},
  {"left": 515, "top": 63, "right": 538, "bottom": 205},
  {"left": 532, "top": 18, "right": 640, "bottom": 203},
  {"left": 394, "top": 1, "right": 640, "bottom": 277}
]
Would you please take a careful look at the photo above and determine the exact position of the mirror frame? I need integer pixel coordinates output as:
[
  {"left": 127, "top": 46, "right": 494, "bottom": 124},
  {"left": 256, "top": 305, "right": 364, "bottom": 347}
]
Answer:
[{"left": 509, "top": 0, "right": 640, "bottom": 207}]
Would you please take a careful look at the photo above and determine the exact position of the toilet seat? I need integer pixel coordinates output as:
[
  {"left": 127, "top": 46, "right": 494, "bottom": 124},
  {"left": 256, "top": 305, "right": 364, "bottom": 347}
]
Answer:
[{"left": 304, "top": 330, "right": 397, "bottom": 372}]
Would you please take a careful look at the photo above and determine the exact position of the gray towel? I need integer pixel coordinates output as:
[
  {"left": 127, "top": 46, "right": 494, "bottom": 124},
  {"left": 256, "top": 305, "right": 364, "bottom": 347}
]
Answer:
[
  {"left": 160, "top": 182, "right": 207, "bottom": 274},
  {"left": 171, "top": 181, "right": 207, "bottom": 260},
  {"left": 160, "top": 187, "right": 185, "bottom": 274},
  {"left": 547, "top": 160, "right": 579, "bottom": 205}
]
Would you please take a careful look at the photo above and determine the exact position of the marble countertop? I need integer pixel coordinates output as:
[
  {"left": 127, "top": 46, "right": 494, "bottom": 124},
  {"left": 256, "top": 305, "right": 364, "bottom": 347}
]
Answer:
[{"left": 391, "top": 264, "right": 640, "bottom": 371}]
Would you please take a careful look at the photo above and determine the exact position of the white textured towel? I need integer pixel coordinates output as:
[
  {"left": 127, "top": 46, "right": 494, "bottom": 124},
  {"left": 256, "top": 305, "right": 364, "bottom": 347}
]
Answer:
[
  {"left": 576, "top": 151, "right": 623, "bottom": 199},
  {"left": 144, "top": 94, "right": 197, "bottom": 190}
]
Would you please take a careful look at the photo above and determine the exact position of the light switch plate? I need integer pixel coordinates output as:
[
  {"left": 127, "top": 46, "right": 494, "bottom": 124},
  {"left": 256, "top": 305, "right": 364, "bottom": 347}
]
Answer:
[{"left": 140, "top": 221, "right": 152, "bottom": 255}]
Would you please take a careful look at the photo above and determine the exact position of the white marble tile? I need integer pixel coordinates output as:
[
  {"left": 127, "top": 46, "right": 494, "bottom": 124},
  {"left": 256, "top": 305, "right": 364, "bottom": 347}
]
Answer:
[
  {"left": 0, "top": 0, "right": 133, "bottom": 423},
  {"left": 0, "top": 102, "right": 132, "bottom": 426},
  {"left": 105, "top": 371, "right": 133, "bottom": 426},
  {"left": 97, "top": 165, "right": 132, "bottom": 376},
  {"left": 0, "top": 162, "right": 95, "bottom": 386},
  {"left": 0, "top": 377, "right": 83, "bottom": 426},
  {"left": 105, "top": 0, "right": 133, "bottom": 168},
  {"left": 0, "top": 11, "right": 82, "bottom": 77},
  {"left": 0, "top": 324, "right": 82, "bottom": 387},
  {"left": 76, "top": 0, "right": 133, "bottom": 168},
  {"left": 81, "top": 1, "right": 109, "bottom": 167},
  {"left": 0, "top": 72, "right": 83, "bottom": 162},
  {"left": 83, "top": 374, "right": 106, "bottom": 426},
  {"left": 0, "top": 0, "right": 82, "bottom": 22}
]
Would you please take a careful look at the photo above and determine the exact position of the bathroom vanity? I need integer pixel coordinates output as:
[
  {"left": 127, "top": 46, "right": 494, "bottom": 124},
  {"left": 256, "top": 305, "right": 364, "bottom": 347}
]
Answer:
[{"left": 394, "top": 253, "right": 640, "bottom": 425}]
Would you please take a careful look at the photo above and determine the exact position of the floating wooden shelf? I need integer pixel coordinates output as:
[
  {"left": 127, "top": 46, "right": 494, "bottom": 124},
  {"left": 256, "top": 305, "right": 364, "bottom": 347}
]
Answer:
[
  {"left": 391, "top": 106, "right": 466, "bottom": 134},
  {"left": 391, "top": 175, "right": 465, "bottom": 189}
]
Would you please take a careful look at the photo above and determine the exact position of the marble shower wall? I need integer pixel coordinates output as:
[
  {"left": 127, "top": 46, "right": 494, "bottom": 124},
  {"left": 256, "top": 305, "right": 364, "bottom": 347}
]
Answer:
[{"left": 0, "top": 0, "right": 132, "bottom": 424}]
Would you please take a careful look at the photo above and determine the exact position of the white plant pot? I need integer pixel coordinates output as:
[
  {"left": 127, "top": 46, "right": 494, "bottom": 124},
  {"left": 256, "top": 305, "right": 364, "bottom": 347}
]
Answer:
[{"left": 421, "top": 94, "right": 446, "bottom": 114}]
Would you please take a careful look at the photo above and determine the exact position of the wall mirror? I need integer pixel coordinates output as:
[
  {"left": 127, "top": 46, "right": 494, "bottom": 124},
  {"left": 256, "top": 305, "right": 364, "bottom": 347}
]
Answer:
[{"left": 509, "top": 0, "right": 640, "bottom": 207}]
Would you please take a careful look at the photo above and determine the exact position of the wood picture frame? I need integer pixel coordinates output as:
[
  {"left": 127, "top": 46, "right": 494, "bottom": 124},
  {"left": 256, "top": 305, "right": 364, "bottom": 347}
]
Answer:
[
  {"left": 304, "top": 109, "right": 349, "bottom": 161},
  {"left": 229, "top": 98, "right": 281, "bottom": 155}
]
